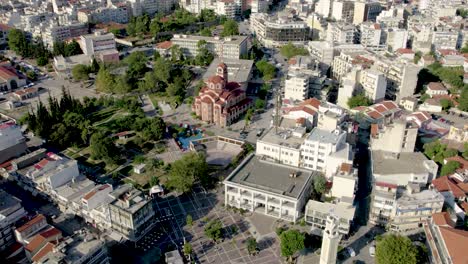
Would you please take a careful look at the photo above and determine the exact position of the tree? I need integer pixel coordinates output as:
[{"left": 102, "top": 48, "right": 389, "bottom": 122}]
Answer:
[
  {"left": 457, "top": 87, "right": 468, "bottom": 111},
  {"left": 183, "top": 242, "right": 193, "bottom": 256},
  {"left": 439, "top": 98, "right": 453, "bottom": 110},
  {"left": 65, "top": 40, "right": 82, "bottom": 56},
  {"left": 441, "top": 161, "right": 461, "bottom": 176},
  {"left": 420, "top": 94, "right": 430, "bottom": 103},
  {"left": 72, "top": 64, "right": 90, "bottom": 81},
  {"left": 195, "top": 40, "right": 214, "bottom": 66},
  {"left": 89, "top": 132, "right": 119, "bottom": 165},
  {"left": 457, "top": 9, "right": 468, "bottom": 19},
  {"left": 125, "top": 51, "right": 148, "bottom": 79},
  {"left": 247, "top": 238, "right": 258, "bottom": 255},
  {"left": 114, "top": 75, "right": 132, "bottom": 94},
  {"left": 186, "top": 214, "right": 193, "bottom": 227},
  {"left": 221, "top": 19, "right": 239, "bottom": 37},
  {"left": 170, "top": 45, "right": 184, "bottom": 62},
  {"left": 376, "top": 235, "right": 418, "bottom": 264},
  {"left": 255, "top": 99, "right": 265, "bottom": 109},
  {"left": 313, "top": 175, "right": 327, "bottom": 195},
  {"left": 443, "top": 149, "right": 458, "bottom": 159},
  {"left": 347, "top": 94, "right": 372, "bottom": 108},
  {"left": 280, "top": 43, "right": 309, "bottom": 59},
  {"left": 199, "top": 28, "right": 212, "bottom": 37},
  {"left": 244, "top": 108, "right": 254, "bottom": 126},
  {"left": 255, "top": 60, "right": 276, "bottom": 81},
  {"left": 204, "top": 219, "right": 223, "bottom": 242},
  {"left": 414, "top": 51, "right": 422, "bottom": 64},
  {"left": 8, "top": 29, "right": 28, "bottom": 56},
  {"left": 36, "top": 56, "right": 48, "bottom": 66},
  {"left": 199, "top": 9, "right": 217, "bottom": 22},
  {"left": 167, "top": 153, "right": 208, "bottom": 193},
  {"left": 96, "top": 67, "right": 115, "bottom": 92},
  {"left": 280, "top": 230, "right": 305, "bottom": 262}
]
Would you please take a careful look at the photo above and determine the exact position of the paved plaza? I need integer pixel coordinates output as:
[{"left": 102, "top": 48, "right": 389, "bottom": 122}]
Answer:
[{"left": 153, "top": 186, "right": 283, "bottom": 264}]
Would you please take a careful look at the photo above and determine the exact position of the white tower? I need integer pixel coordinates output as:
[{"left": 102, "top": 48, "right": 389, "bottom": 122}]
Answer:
[{"left": 320, "top": 215, "right": 341, "bottom": 264}]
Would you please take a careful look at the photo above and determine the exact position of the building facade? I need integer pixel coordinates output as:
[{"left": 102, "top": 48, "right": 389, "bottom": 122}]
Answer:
[{"left": 171, "top": 34, "right": 248, "bottom": 59}]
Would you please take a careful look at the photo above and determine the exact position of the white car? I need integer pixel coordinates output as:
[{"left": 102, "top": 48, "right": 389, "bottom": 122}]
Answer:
[
  {"left": 346, "top": 247, "right": 356, "bottom": 257},
  {"left": 369, "top": 246, "right": 376, "bottom": 257}
]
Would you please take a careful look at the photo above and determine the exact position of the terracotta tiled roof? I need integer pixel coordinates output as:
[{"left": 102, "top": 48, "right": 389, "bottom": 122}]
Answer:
[
  {"left": 374, "top": 105, "right": 387, "bottom": 113},
  {"left": 31, "top": 242, "right": 55, "bottom": 262},
  {"left": 381, "top": 101, "right": 398, "bottom": 110},
  {"left": 83, "top": 184, "right": 111, "bottom": 201},
  {"left": 432, "top": 176, "right": 466, "bottom": 198},
  {"left": 156, "top": 41, "right": 172, "bottom": 49},
  {"left": 207, "top": 75, "right": 224, "bottom": 84},
  {"left": 16, "top": 214, "right": 46, "bottom": 233},
  {"left": 340, "top": 163, "right": 352, "bottom": 174},
  {"left": 0, "top": 66, "right": 18, "bottom": 80},
  {"left": 396, "top": 48, "right": 414, "bottom": 54},
  {"left": 14, "top": 87, "right": 37, "bottom": 96},
  {"left": 367, "top": 110, "right": 383, "bottom": 119},
  {"left": 299, "top": 98, "right": 321, "bottom": 110},
  {"left": 432, "top": 212, "right": 454, "bottom": 227},
  {"left": 25, "top": 235, "right": 46, "bottom": 252},
  {"left": 289, "top": 105, "right": 316, "bottom": 116},
  {"left": 438, "top": 226, "right": 468, "bottom": 264},
  {"left": 0, "top": 23, "right": 11, "bottom": 31},
  {"left": 375, "top": 182, "right": 397, "bottom": 189},
  {"left": 427, "top": 82, "right": 447, "bottom": 91},
  {"left": 39, "top": 227, "right": 61, "bottom": 239}
]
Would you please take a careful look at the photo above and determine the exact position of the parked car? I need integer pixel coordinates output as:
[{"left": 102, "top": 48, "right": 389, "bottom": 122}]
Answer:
[
  {"left": 346, "top": 247, "right": 356, "bottom": 257},
  {"left": 256, "top": 128, "right": 265, "bottom": 137},
  {"left": 369, "top": 246, "right": 375, "bottom": 257}
]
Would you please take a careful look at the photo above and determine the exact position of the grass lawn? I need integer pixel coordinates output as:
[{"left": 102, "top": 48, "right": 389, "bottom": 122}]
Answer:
[
  {"left": 88, "top": 107, "right": 118, "bottom": 124},
  {"left": 149, "top": 93, "right": 178, "bottom": 110},
  {"left": 128, "top": 168, "right": 167, "bottom": 187}
]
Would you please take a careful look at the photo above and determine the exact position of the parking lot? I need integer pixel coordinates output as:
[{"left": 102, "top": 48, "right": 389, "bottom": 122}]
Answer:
[{"left": 149, "top": 185, "right": 283, "bottom": 264}]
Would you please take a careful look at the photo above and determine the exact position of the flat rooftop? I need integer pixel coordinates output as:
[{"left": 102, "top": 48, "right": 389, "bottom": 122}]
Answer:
[
  {"left": 306, "top": 200, "right": 356, "bottom": 220},
  {"left": 259, "top": 127, "right": 306, "bottom": 149},
  {"left": 0, "top": 189, "right": 22, "bottom": 216},
  {"left": 372, "top": 150, "right": 436, "bottom": 175},
  {"left": 398, "top": 189, "right": 444, "bottom": 206},
  {"left": 172, "top": 34, "right": 247, "bottom": 45},
  {"left": 203, "top": 58, "right": 253, "bottom": 84},
  {"left": 306, "top": 128, "right": 345, "bottom": 144},
  {"left": 225, "top": 154, "right": 317, "bottom": 199},
  {"left": 109, "top": 184, "right": 150, "bottom": 213}
]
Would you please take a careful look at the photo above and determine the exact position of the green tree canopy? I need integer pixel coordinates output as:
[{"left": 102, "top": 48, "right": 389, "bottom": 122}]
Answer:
[
  {"left": 167, "top": 153, "right": 208, "bottom": 193},
  {"left": 347, "top": 94, "right": 372, "bottom": 108},
  {"left": 8, "top": 29, "right": 28, "bottom": 56},
  {"left": 204, "top": 219, "right": 223, "bottom": 242},
  {"left": 376, "top": 234, "right": 418, "bottom": 264},
  {"left": 90, "top": 132, "right": 120, "bottom": 165},
  {"left": 458, "top": 87, "right": 468, "bottom": 111},
  {"left": 313, "top": 175, "right": 327, "bottom": 195},
  {"left": 199, "top": 28, "right": 213, "bottom": 37},
  {"left": 280, "top": 43, "right": 309, "bottom": 59},
  {"left": 255, "top": 99, "right": 265, "bottom": 109},
  {"left": 247, "top": 238, "right": 258, "bottom": 255},
  {"left": 96, "top": 67, "right": 115, "bottom": 92},
  {"left": 125, "top": 51, "right": 148, "bottom": 79},
  {"left": 72, "top": 64, "right": 90, "bottom": 81},
  {"left": 221, "top": 19, "right": 239, "bottom": 37},
  {"left": 439, "top": 98, "right": 453, "bottom": 110},
  {"left": 280, "top": 230, "right": 305, "bottom": 261},
  {"left": 255, "top": 59, "right": 276, "bottom": 81},
  {"left": 441, "top": 160, "right": 461, "bottom": 176}
]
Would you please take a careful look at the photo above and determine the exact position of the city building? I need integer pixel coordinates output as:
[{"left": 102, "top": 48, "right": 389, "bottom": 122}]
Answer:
[
  {"left": 0, "top": 66, "right": 27, "bottom": 92},
  {"left": 326, "top": 23, "right": 355, "bottom": 44},
  {"left": 399, "top": 97, "right": 418, "bottom": 111},
  {"left": 14, "top": 214, "right": 49, "bottom": 245},
  {"left": 282, "top": 98, "right": 321, "bottom": 129},
  {"left": 0, "top": 190, "right": 27, "bottom": 252},
  {"left": 12, "top": 87, "right": 38, "bottom": 101},
  {"left": 353, "top": 1, "right": 382, "bottom": 25},
  {"left": 385, "top": 28, "right": 409, "bottom": 51},
  {"left": 426, "top": 82, "right": 449, "bottom": 98},
  {"left": 256, "top": 126, "right": 305, "bottom": 167},
  {"left": 42, "top": 23, "right": 88, "bottom": 49},
  {"left": 357, "top": 22, "right": 384, "bottom": 50},
  {"left": 0, "top": 24, "right": 11, "bottom": 45},
  {"left": 319, "top": 215, "right": 341, "bottom": 264},
  {"left": 224, "top": 154, "right": 316, "bottom": 222},
  {"left": 316, "top": 102, "right": 348, "bottom": 133},
  {"left": 431, "top": 31, "right": 460, "bottom": 50},
  {"left": 77, "top": 4, "right": 130, "bottom": 24},
  {"left": 79, "top": 31, "right": 119, "bottom": 62},
  {"left": 108, "top": 184, "right": 155, "bottom": 241},
  {"left": 305, "top": 199, "right": 355, "bottom": 236},
  {"left": 359, "top": 68, "right": 386, "bottom": 102},
  {"left": 331, "top": 1, "right": 355, "bottom": 23},
  {"left": 80, "top": 184, "right": 114, "bottom": 231},
  {"left": 171, "top": 34, "right": 248, "bottom": 59},
  {"left": 193, "top": 63, "right": 252, "bottom": 127},
  {"left": 370, "top": 118, "right": 418, "bottom": 154},
  {"left": 216, "top": 0, "right": 241, "bottom": 18},
  {"left": 371, "top": 150, "right": 438, "bottom": 186},
  {"left": 0, "top": 122, "right": 27, "bottom": 164},
  {"left": 424, "top": 212, "right": 468, "bottom": 264},
  {"left": 128, "top": 0, "right": 176, "bottom": 16},
  {"left": 25, "top": 227, "right": 63, "bottom": 263},
  {"left": 203, "top": 58, "right": 253, "bottom": 90},
  {"left": 330, "top": 163, "right": 358, "bottom": 200},
  {"left": 370, "top": 183, "right": 444, "bottom": 232},
  {"left": 250, "top": 13, "right": 310, "bottom": 48}
]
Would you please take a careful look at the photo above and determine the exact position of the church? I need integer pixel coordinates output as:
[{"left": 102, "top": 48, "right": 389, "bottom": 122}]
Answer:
[{"left": 192, "top": 63, "right": 252, "bottom": 127}]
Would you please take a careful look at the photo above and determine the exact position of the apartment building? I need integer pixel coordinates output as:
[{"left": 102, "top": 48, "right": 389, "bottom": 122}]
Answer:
[
  {"left": 353, "top": 1, "right": 382, "bottom": 25},
  {"left": 77, "top": 4, "right": 130, "bottom": 24},
  {"left": 332, "top": 50, "right": 374, "bottom": 81},
  {"left": 359, "top": 69, "right": 386, "bottom": 102},
  {"left": 331, "top": 0, "right": 354, "bottom": 23},
  {"left": 128, "top": 0, "right": 176, "bottom": 16},
  {"left": 171, "top": 34, "right": 248, "bottom": 59},
  {"left": 330, "top": 164, "right": 358, "bottom": 199},
  {"left": 370, "top": 118, "right": 418, "bottom": 154},
  {"left": 224, "top": 154, "right": 316, "bottom": 222},
  {"left": 424, "top": 212, "right": 468, "bottom": 264},
  {"left": 250, "top": 13, "right": 310, "bottom": 48},
  {"left": 317, "top": 102, "right": 348, "bottom": 132},
  {"left": 285, "top": 73, "right": 311, "bottom": 102},
  {"left": 0, "top": 190, "right": 27, "bottom": 251},
  {"left": 370, "top": 183, "right": 443, "bottom": 232},
  {"left": 305, "top": 199, "right": 355, "bottom": 236},
  {"left": 0, "top": 122, "right": 27, "bottom": 164},
  {"left": 14, "top": 214, "right": 49, "bottom": 245},
  {"left": 108, "top": 184, "right": 155, "bottom": 241},
  {"left": 326, "top": 23, "right": 355, "bottom": 44},
  {"left": 80, "top": 31, "right": 117, "bottom": 56},
  {"left": 251, "top": 0, "right": 269, "bottom": 13},
  {"left": 385, "top": 28, "right": 408, "bottom": 51},
  {"left": 216, "top": 0, "right": 241, "bottom": 18},
  {"left": 357, "top": 22, "right": 384, "bottom": 50},
  {"left": 256, "top": 127, "right": 305, "bottom": 167},
  {"left": 42, "top": 22, "right": 88, "bottom": 48},
  {"left": 301, "top": 128, "right": 352, "bottom": 178},
  {"left": 431, "top": 31, "right": 460, "bottom": 50}
]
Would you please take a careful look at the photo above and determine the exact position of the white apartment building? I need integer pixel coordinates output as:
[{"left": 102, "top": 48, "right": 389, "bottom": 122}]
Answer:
[
  {"left": 357, "top": 22, "right": 384, "bottom": 50},
  {"left": 370, "top": 183, "right": 444, "bottom": 232},
  {"left": 224, "top": 154, "right": 316, "bottom": 222},
  {"left": 305, "top": 199, "right": 355, "bottom": 236},
  {"left": 337, "top": 73, "right": 357, "bottom": 109},
  {"left": 251, "top": 0, "right": 269, "bottom": 13},
  {"left": 81, "top": 184, "right": 114, "bottom": 231},
  {"left": 307, "top": 41, "right": 335, "bottom": 73},
  {"left": 80, "top": 31, "right": 117, "bottom": 56},
  {"left": 332, "top": 50, "right": 374, "bottom": 81},
  {"left": 317, "top": 102, "right": 347, "bottom": 132},
  {"left": 0, "top": 190, "right": 27, "bottom": 251},
  {"left": 315, "top": 0, "right": 332, "bottom": 17},
  {"left": 250, "top": 13, "right": 310, "bottom": 48},
  {"left": 171, "top": 34, "right": 248, "bottom": 59},
  {"left": 108, "top": 184, "right": 155, "bottom": 241},
  {"left": 42, "top": 22, "right": 88, "bottom": 49},
  {"left": 216, "top": 0, "right": 241, "bottom": 18},
  {"left": 0, "top": 122, "right": 27, "bottom": 164},
  {"left": 179, "top": 0, "right": 215, "bottom": 14},
  {"left": 256, "top": 128, "right": 305, "bottom": 167},
  {"left": 385, "top": 28, "right": 408, "bottom": 51},
  {"left": 301, "top": 128, "right": 352, "bottom": 177},
  {"left": 359, "top": 69, "right": 386, "bottom": 102},
  {"left": 331, "top": 165, "right": 358, "bottom": 200},
  {"left": 77, "top": 4, "right": 130, "bottom": 24},
  {"left": 371, "top": 118, "right": 418, "bottom": 154},
  {"left": 285, "top": 73, "right": 310, "bottom": 102},
  {"left": 431, "top": 31, "right": 460, "bottom": 50},
  {"left": 331, "top": 0, "right": 354, "bottom": 23},
  {"left": 326, "top": 23, "right": 355, "bottom": 44},
  {"left": 128, "top": 0, "right": 175, "bottom": 16}
]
